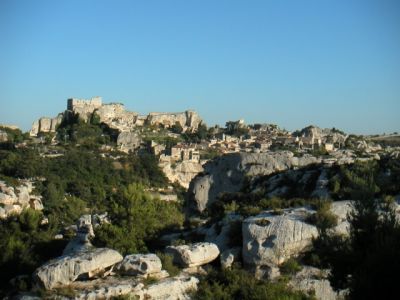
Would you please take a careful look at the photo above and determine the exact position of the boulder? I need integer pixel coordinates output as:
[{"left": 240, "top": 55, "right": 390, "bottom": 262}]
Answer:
[
  {"left": 242, "top": 208, "right": 318, "bottom": 268},
  {"left": 166, "top": 242, "right": 220, "bottom": 267},
  {"left": 34, "top": 248, "right": 123, "bottom": 290},
  {"left": 29, "top": 196, "right": 44, "bottom": 210},
  {"left": 289, "top": 266, "right": 342, "bottom": 300},
  {"left": 117, "top": 131, "right": 141, "bottom": 153},
  {"left": 220, "top": 247, "right": 241, "bottom": 269},
  {"left": 117, "top": 254, "right": 162, "bottom": 276},
  {"left": 329, "top": 201, "right": 353, "bottom": 235}
]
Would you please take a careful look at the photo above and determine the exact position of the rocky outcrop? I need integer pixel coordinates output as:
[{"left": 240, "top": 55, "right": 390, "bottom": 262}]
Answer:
[
  {"left": 160, "top": 160, "right": 204, "bottom": 189},
  {"left": 289, "top": 266, "right": 343, "bottom": 300},
  {"left": 69, "top": 275, "right": 198, "bottom": 300},
  {"left": 296, "top": 125, "right": 347, "bottom": 146},
  {"left": 117, "top": 131, "right": 142, "bottom": 153},
  {"left": 34, "top": 248, "right": 123, "bottom": 290},
  {"left": 142, "top": 275, "right": 199, "bottom": 300},
  {"left": 31, "top": 97, "right": 205, "bottom": 136},
  {"left": 187, "top": 152, "right": 320, "bottom": 214},
  {"left": 242, "top": 207, "right": 318, "bottom": 268},
  {"left": 117, "top": 254, "right": 162, "bottom": 277},
  {"left": 147, "top": 110, "right": 203, "bottom": 132},
  {"left": 166, "top": 242, "right": 220, "bottom": 267},
  {"left": 329, "top": 201, "right": 353, "bottom": 236},
  {"left": 30, "top": 114, "right": 63, "bottom": 136},
  {"left": 0, "top": 180, "right": 43, "bottom": 219},
  {"left": 242, "top": 202, "right": 354, "bottom": 273},
  {"left": 311, "top": 168, "right": 330, "bottom": 199}
]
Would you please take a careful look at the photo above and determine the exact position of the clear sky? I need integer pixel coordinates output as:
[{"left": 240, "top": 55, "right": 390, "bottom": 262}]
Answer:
[{"left": 0, "top": 0, "right": 399, "bottom": 134}]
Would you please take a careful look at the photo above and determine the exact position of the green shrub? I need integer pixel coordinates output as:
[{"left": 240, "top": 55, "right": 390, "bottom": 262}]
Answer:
[
  {"left": 280, "top": 258, "right": 302, "bottom": 276},
  {"left": 157, "top": 252, "right": 180, "bottom": 277},
  {"left": 307, "top": 201, "right": 337, "bottom": 234},
  {"left": 94, "top": 183, "right": 184, "bottom": 254},
  {"left": 194, "top": 267, "right": 313, "bottom": 300}
]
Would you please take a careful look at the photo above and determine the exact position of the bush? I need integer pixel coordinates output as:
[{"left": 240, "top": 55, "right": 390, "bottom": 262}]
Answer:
[
  {"left": 157, "top": 252, "right": 180, "bottom": 277},
  {"left": 306, "top": 201, "right": 337, "bottom": 234},
  {"left": 0, "top": 209, "right": 66, "bottom": 295},
  {"left": 93, "top": 183, "right": 184, "bottom": 254},
  {"left": 280, "top": 258, "right": 302, "bottom": 276},
  {"left": 310, "top": 193, "right": 400, "bottom": 299}
]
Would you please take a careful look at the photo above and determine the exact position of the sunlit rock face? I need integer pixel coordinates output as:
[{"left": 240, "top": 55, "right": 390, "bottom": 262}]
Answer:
[{"left": 187, "top": 151, "right": 321, "bottom": 214}]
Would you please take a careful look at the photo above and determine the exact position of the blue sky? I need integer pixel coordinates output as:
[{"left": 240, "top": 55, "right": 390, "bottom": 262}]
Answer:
[{"left": 0, "top": 0, "right": 399, "bottom": 134}]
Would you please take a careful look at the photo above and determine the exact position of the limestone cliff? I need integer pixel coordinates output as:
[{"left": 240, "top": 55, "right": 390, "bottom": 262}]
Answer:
[
  {"left": 30, "top": 114, "right": 63, "bottom": 136},
  {"left": 186, "top": 151, "right": 321, "bottom": 214},
  {"left": 160, "top": 160, "right": 204, "bottom": 189}
]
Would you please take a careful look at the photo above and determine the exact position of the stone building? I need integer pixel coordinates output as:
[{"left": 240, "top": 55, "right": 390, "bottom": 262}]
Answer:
[{"left": 171, "top": 144, "right": 200, "bottom": 162}]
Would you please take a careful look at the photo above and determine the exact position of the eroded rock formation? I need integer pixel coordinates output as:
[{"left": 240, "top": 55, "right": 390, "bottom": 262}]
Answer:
[
  {"left": 34, "top": 248, "right": 123, "bottom": 290},
  {"left": 187, "top": 151, "right": 321, "bottom": 214},
  {"left": 166, "top": 242, "right": 220, "bottom": 267},
  {"left": 0, "top": 180, "right": 43, "bottom": 219}
]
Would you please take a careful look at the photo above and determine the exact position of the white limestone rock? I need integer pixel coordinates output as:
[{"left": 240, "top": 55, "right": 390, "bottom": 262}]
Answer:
[
  {"left": 117, "top": 254, "right": 162, "bottom": 276},
  {"left": 242, "top": 208, "right": 318, "bottom": 268},
  {"left": 160, "top": 160, "right": 204, "bottom": 189},
  {"left": 289, "top": 266, "right": 342, "bottom": 300},
  {"left": 140, "top": 275, "right": 199, "bottom": 300},
  {"left": 0, "top": 180, "right": 43, "bottom": 218},
  {"left": 34, "top": 248, "right": 123, "bottom": 290},
  {"left": 117, "top": 131, "right": 141, "bottom": 153},
  {"left": 329, "top": 201, "right": 353, "bottom": 236},
  {"left": 166, "top": 242, "right": 220, "bottom": 267},
  {"left": 187, "top": 152, "right": 321, "bottom": 214},
  {"left": 70, "top": 275, "right": 198, "bottom": 300},
  {"left": 220, "top": 247, "right": 241, "bottom": 269}
]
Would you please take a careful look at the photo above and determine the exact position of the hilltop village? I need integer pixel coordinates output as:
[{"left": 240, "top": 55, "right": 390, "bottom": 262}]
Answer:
[
  {"left": 0, "top": 97, "right": 399, "bottom": 299},
  {"left": 27, "top": 97, "right": 382, "bottom": 189}
]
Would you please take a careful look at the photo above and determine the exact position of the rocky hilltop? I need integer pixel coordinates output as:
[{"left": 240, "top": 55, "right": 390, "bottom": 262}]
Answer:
[{"left": 30, "top": 96, "right": 204, "bottom": 136}]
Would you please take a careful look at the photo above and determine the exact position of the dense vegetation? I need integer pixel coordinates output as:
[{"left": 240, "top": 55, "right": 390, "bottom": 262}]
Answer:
[
  {"left": 193, "top": 267, "right": 312, "bottom": 300},
  {"left": 307, "top": 161, "right": 400, "bottom": 299},
  {"left": 93, "top": 183, "right": 183, "bottom": 254},
  {"left": 0, "top": 120, "right": 183, "bottom": 295}
]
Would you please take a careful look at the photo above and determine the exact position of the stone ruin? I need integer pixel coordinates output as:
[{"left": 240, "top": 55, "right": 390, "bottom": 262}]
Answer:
[{"left": 30, "top": 96, "right": 204, "bottom": 137}]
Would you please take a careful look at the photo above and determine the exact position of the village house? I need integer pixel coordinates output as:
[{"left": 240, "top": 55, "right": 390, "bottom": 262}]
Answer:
[{"left": 170, "top": 143, "right": 200, "bottom": 162}]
